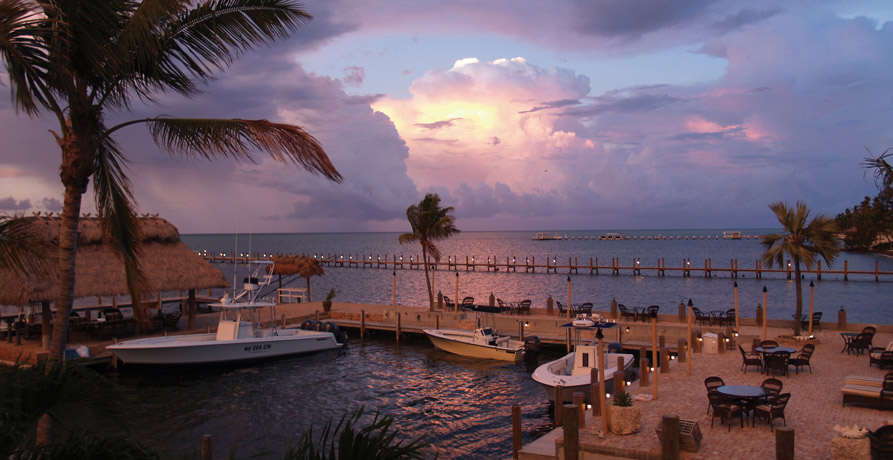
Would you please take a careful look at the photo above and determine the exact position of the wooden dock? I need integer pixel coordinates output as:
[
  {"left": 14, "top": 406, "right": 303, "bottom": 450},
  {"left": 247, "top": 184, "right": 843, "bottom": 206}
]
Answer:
[{"left": 201, "top": 253, "right": 892, "bottom": 282}]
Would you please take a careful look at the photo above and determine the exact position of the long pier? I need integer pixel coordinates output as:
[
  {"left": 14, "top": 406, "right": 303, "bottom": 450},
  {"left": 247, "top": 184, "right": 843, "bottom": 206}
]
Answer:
[{"left": 200, "top": 252, "right": 893, "bottom": 282}]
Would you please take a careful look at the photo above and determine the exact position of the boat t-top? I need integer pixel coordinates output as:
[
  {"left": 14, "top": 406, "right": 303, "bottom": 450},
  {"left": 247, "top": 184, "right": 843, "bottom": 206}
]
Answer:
[{"left": 108, "top": 260, "right": 345, "bottom": 365}]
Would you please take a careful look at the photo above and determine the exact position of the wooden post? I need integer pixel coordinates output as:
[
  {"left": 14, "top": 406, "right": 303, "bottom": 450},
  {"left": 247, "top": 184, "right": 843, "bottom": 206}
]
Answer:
[
  {"left": 563, "top": 402, "right": 579, "bottom": 460},
  {"left": 455, "top": 273, "right": 459, "bottom": 313},
  {"left": 733, "top": 282, "right": 739, "bottom": 332},
  {"left": 187, "top": 289, "right": 196, "bottom": 330},
  {"left": 640, "top": 357, "right": 650, "bottom": 387},
  {"left": 41, "top": 301, "right": 51, "bottom": 351},
  {"left": 660, "top": 347, "right": 670, "bottom": 373},
  {"left": 435, "top": 314, "right": 440, "bottom": 331},
  {"left": 776, "top": 427, "right": 795, "bottom": 460},
  {"left": 566, "top": 276, "right": 572, "bottom": 319},
  {"left": 652, "top": 315, "right": 658, "bottom": 400},
  {"left": 392, "top": 271, "right": 397, "bottom": 311},
  {"left": 361, "top": 309, "right": 366, "bottom": 340},
  {"left": 687, "top": 300, "right": 692, "bottom": 375},
  {"left": 808, "top": 281, "right": 814, "bottom": 335},
  {"left": 597, "top": 334, "right": 608, "bottom": 433},
  {"left": 677, "top": 338, "right": 686, "bottom": 363},
  {"left": 396, "top": 312, "right": 401, "bottom": 344},
  {"left": 518, "top": 321, "right": 524, "bottom": 341},
  {"left": 572, "top": 392, "right": 585, "bottom": 427},
  {"left": 762, "top": 286, "right": 768, "bottom": 341},
  {"left": 659, "top": 415, "right": 680, "bottom": 460},
  {"left": 280, "top": 313, "right": 285, "bottom": 328},
  {"left": 512, "top": 405, "right": 522, "bottom": 459},
  {"left": 590, "top": 368, "right": 600, "bottom": 416},
  {"left": 201, "top": 435, "right": 212, "bottom": 460},
  {"left": 554, "top": 385, "right": 564, "bottom": 426},
  {"left": 613, "top": 370, "right": 625, "bottom": 400}
]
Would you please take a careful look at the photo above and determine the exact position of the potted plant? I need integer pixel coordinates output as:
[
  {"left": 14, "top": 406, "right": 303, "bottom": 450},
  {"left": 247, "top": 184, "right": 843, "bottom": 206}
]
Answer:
[
  {"left": 322, "top": 289, "right": 337, "bottom": 313},
  {"left": 608, "top": 390, "right": 640, "bottom": 435}
]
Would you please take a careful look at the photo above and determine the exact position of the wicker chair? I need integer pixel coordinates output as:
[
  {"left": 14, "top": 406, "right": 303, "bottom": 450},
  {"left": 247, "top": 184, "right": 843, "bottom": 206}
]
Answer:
[
  {"left": 760, "top": 340, "right": 779, "bottom": 349},
  {"left": 691, "top": 307, "right": 711, "bottom": 326},
  {"left": 709, "top": 393, "right": 745, "bottom": 431},
  {"left": 721, "top": 309, "right": 736, "bottom": 327},
  {"left": 461, "top": 297, "right": 475, "bottom": 308},
  {"left": 739, "top": 344, "right": 762, "bottom": 373},
  {"left": 869, "top": 424, "right": 893, "bottom": 460},
  {"left": 849, "top": 332, "right": 874, "bottom": 356},
  {"left": 443, "top": 296, "right": 455, "bottom": 310},
  {"left": 761, "top": 378, "right": 783, "bottom": 396},
  {"left": 705, "top": 376, "right": 725, "bottom": 413},
  {"left": 753, "top": 393, "right": 791, "bottom": 431},
  {"left": 765, "top": 351, "right": 790, "bottom": 378},
  {"left": 789, "top": 344, "right": 815, "bottom": 374},
  {"left": 643, "top": 305, "right": 660, "bottom": 322},
  {"left": 870, "top": 341, "right": 893, "bottom": 369},
  {"left": 578, "top": 302, "right": 593, "bottom": 315},
  {"left": 618, "top": 304, "right": 636, "bottom": 322},
  {"left": 517, "top": 299, "right": 531, "bottom": 316},
  {"left": 802, "top": 312, "right": 822, "bottom": 331}
]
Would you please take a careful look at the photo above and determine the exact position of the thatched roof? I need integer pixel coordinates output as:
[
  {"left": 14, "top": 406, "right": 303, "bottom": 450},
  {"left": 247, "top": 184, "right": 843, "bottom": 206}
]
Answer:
[
  {"left": 0, "top": 216, "right": 227, "bottom": 305},
  {"left": 272, "top": 255, "right": 324, "bottom": 278}
]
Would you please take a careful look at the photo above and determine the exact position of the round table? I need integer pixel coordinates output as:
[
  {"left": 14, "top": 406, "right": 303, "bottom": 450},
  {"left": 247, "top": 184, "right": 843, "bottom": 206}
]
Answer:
[
  {"left": 755, "top": 346, "right": 796, "bottom": 354},
  {"left": 840, "top": 332, "right": 858, "bottom": 354},
  {"left": 717, "top": 385, "right": 769, "bottom": 399}
]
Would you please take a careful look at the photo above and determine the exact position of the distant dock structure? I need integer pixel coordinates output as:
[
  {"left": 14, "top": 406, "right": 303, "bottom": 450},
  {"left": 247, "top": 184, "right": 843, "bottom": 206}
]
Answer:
[{"left": 529, "top": 231, "right": 760, "bottom": 241}]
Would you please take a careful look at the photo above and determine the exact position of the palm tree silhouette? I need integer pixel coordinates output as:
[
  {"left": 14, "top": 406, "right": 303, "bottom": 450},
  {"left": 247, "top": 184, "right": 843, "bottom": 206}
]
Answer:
[
  {"left": 761, "top": 201, "right": 839, "bottom": 335},
  {"left": 398, "top": 194, "right": 460, "bottom": 311},
  {"left": 1, "top": 0, "right": 342, "bottom": 359}
]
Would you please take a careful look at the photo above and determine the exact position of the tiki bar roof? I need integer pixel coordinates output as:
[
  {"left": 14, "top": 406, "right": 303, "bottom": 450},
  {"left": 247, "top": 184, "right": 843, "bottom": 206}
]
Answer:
[{"left": 0, "top": 216, "right": 226, "bottom": 305}]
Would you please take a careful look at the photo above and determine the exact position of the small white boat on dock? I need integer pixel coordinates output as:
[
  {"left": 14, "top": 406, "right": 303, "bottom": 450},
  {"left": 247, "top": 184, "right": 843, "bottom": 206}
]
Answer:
[
  {"left": 108, "top": 260, "right": 345, "bottom": 365},
  {"left": 531, "top": 232, "right": 563, "bottom": 241},
  {"left": 532, "top": 320, "right": 635, "bottom": 403},
  {"left": 423, "top": 327, "right": 527, "bottom": 363},
  {"left": 598, "top": 233, "right": 625, "bottom": 241}
]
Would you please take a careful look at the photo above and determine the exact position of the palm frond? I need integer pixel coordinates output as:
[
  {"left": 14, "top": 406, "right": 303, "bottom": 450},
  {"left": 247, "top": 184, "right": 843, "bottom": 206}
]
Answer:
[
  {"left": 0, "top": 215, "right": 49, "bottom": 277},
  {"left": 0, "top": 0, "right": 56, "bottom": 115},
  {"left": 863, "top": 147, "right": 893, "bottom": 189},
  {"left": 145, "top": 117, "right": 341, "bottom": 181},
  {"left": 93, "top": 134, "right": 150, "bottom": 326}
]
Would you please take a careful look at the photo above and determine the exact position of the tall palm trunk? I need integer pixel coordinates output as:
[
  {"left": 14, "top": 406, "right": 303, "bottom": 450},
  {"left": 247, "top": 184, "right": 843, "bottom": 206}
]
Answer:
[
  {"left": 49, "top": 177, "right": 86, "bottom": 360},
  {"left": 793, "top": 257, "right": 803, "bottom": 336},
  {"left": 421, "top": 246, "right": 434, "bottom": 311}
]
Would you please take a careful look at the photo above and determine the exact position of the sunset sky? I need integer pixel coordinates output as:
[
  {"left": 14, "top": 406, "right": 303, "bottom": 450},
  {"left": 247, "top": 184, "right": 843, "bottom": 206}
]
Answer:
[{"left": 2, "top": 0, "right": 892, "bottom": 234}]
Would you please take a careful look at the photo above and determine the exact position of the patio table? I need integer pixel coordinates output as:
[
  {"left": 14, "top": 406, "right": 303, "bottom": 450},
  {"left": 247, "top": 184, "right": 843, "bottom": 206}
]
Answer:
[
  {"left": 840, "top": 332, "right": 859, "bottom": 354},
  {"left": 717, "top": 385, "right": 769, "bottom": 423}
]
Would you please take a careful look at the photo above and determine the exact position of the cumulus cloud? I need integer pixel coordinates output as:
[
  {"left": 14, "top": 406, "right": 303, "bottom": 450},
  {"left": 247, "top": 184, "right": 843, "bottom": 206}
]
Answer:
[{"left": 0, "top": 197, "right": 31, "bottom": 211}]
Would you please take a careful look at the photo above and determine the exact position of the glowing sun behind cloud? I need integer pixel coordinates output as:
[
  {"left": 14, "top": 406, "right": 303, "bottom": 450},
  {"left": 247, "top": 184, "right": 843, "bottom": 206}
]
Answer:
[{"left": 372, "top": 57, "right": 592, "bottom": 191}]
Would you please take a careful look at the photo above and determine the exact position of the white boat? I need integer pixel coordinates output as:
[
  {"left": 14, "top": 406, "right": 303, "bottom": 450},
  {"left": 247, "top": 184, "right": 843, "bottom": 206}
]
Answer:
[
  {"left": 599, "top": 233, "right": 625, "bottom": 241},
  {"left": 423, "top": 327, "right": 526, "bottom": 363},
  {"left": 723, "top": 231, "right": 742, "bottom": 239},
  {"left": 532, "top": 322, "right": 635, "bottom": 403},
  {"left": 531, "top": 232, "right": 563, "bottom": 240},
  {"left": 108, "top": 260, "right": 345, "bottom": 365}
]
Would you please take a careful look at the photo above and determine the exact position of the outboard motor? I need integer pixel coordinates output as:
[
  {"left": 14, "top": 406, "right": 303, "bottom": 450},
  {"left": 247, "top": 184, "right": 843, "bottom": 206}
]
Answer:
[
  {"left": 324, "top": 322, "right": 347, "bottom": 345},
  {"left": 524, "top": 336, "right": 541, "bottom": 367},
  {"left": 312, "top": 321, "right": 325, "bottom": 331},
  {"left": 300, "top": 319, "right": 314, "bottom": 330},
  {"left": 608, "top": 342, "right": 623, "bottom": 353}
]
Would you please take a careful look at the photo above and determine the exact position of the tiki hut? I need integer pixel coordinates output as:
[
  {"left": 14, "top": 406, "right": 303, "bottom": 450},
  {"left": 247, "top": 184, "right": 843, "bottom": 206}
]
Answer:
[
  {"left": 0, "top": 215, "right": 226, "bottom": 330},
  {"left": 272, "top": 255, "right": 324, "bottom": 301}
]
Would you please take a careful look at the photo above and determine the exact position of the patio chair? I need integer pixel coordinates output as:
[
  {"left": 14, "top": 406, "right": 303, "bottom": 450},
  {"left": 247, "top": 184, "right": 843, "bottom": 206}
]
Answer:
[
  {"left": 618, "top": 304, "right": 636, "bottom": 322},
  {"left": 556, "top": 301, "right": 567, "bottom": 315},
  {"left": 517, "top": 299, "right": 531, "bottom": 316},
  {"left": 765, "top": 351, "right": 790, "bottom": 378},
  {"left": 761, "top": 378, "right": 783, "bottom": 396},
  {"left": 461, "top": 297, "right": 475, "bottom": 307},
  {"left": 760, "top": 340, "right": 779, "bottom": 349},
  {"left": 739, "top": 344, "right": 762, "bottom": 373},
  {"left": 863, "top": 327, "right": 877, "bottom": 347},
  {"left": 705, "top": 376, "right": 725, "bottom": 413},
  {"left": 722, "top": 309, "right": 736, "bottom": 327},
  {"left": 644, "top": 305, "right": 659, "bottom": 322},
  {"left": 869, "top": 340, "right": 893, "bottom": 369},
  {"left": 849, "top": 332, "right": 874, "bottom": 356},
  {"left": 692, "top": 307, "right": 711, "bottom": 326},
  {"left": 802, "top": 312, "right": 822, "bottom": 331},
  {"left": 709, "top": 393, "right": 745, "bottom": 431},
  {"left": 753, "top": 393, "right": 791, "bottom": 431},
  {"left": 789, "top": 344, "right": 815, "bottom": 374},
  {"left": 443, "top": 296, "right": 455, "bottom": 310},
  {"left": 869, "top": 424, "right": 893, "bottom": 460},
  {"left": 579, "top": 302, "right": 593, "bottom": 315}
]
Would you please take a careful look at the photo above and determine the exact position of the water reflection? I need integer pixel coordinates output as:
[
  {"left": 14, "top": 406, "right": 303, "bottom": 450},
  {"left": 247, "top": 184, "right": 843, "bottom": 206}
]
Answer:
[{"left": 111, "top": 337, "right": 556, "bottom": 459}]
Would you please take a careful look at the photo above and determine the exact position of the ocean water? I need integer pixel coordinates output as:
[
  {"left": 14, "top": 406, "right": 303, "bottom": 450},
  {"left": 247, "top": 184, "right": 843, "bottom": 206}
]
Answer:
[
  {"left": 111, "top": 337, "right": 560, "bottom": 459},
  {"left": 182, "top": 230, "right": 893, "bottom": 325}
]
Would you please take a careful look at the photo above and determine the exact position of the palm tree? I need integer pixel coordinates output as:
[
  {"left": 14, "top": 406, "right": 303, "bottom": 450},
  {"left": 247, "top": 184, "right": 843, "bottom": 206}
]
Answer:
[
  {"left": 864, "top": 147, "right": 893, "bottom": 189},
  {"left": 761, "top": 201, "right": 840, "bottom": 335},
  {"left": 1, "top": 0, "right": 342, "bottom": 360},
  {"left": 398, "top": 194, "right": 459, "bottom": 311}
]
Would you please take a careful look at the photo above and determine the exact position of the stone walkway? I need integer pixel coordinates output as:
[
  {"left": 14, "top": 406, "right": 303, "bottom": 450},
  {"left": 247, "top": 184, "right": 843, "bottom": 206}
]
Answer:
[{"left": 566, "top": 325, "right": 891, "bottom": 459}]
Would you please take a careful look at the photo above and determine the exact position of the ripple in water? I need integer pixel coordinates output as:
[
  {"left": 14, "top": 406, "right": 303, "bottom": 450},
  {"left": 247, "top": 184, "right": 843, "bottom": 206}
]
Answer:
[{"left": 109, "top": 336, "right": 558, "bottom": 459}]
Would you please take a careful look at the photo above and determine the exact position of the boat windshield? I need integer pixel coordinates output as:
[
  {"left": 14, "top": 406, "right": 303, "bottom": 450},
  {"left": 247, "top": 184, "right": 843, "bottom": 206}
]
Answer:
[{"left": 481, "top": 327, "right": 494, "bottom": 336}]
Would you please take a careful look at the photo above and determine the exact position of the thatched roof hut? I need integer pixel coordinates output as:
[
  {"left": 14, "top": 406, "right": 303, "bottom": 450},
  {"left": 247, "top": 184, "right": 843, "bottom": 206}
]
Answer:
[{"left": 0, "top": 215, "right": 226, "bottom": 305}]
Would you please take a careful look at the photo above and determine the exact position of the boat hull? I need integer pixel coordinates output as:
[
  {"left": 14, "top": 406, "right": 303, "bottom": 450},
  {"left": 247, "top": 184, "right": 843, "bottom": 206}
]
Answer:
[
  {"left": 107, "top": 330, "right": 343, "bottom": 365},
  {"left": 532, "top": 351, "right": 636, "bottom": 403},
  {"left": 423, "top": 329, "right": 524, "bottom": 363}
]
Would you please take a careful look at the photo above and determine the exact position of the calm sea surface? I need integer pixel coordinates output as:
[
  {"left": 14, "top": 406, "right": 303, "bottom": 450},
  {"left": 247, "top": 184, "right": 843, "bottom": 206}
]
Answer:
[{"left": 182, "top": 229, "right": 893, "bottom": 324}]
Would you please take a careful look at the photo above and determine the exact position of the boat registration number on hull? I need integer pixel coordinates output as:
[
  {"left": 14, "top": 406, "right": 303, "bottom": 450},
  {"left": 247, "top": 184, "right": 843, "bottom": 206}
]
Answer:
[{"left": 244, "top": 343, "right": 272, "bottom": 353}]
